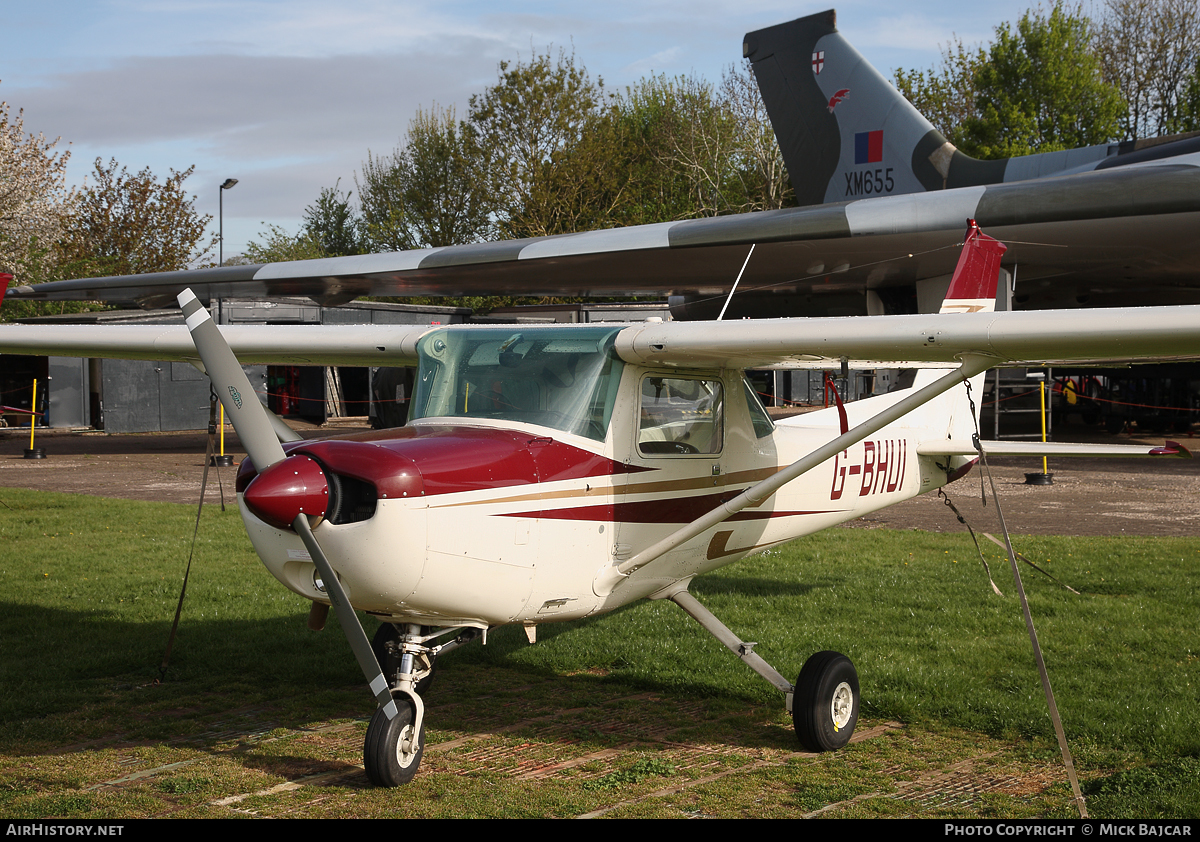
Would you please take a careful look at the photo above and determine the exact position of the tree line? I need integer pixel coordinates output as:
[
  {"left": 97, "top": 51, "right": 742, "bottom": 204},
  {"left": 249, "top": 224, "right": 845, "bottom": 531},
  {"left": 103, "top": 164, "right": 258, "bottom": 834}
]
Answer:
[
  {"left": 895, "top": 0, "right": 1200, "bottom": 158},
  {"left": 243, "top": 55, "right": 792, "bottom": 265}
]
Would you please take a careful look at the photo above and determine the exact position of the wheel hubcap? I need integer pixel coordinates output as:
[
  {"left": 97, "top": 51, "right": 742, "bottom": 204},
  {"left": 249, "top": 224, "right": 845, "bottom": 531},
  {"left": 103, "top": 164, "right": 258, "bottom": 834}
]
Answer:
[
  {"left": 396, "top": 724, "right": 418, "bottom": 768},
  {"left": 830, "top": 681, "right": 853, "bottom": 730}
]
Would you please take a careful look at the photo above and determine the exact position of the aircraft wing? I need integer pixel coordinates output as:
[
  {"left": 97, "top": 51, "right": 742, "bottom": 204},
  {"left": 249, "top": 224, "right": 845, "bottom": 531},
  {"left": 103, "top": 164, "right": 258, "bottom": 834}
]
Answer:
[
  {"left": 612, "top": 304, "right": 1200, "bottom": 370},
  {"left": 0, "top": 323, "right": 428, "bottom": 368},
  {"left": 6, "top": 161, "right": 1200, "bottom": 315},
  {"left": 3, "top": 302, "right": 1200, "bottom": 371}
]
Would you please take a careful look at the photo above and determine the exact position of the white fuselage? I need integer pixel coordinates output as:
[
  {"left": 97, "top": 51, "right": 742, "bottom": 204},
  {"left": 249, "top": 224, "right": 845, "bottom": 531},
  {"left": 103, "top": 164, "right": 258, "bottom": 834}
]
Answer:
[{"left": 239, "top": 363, "right": 974, "bottom": 630}]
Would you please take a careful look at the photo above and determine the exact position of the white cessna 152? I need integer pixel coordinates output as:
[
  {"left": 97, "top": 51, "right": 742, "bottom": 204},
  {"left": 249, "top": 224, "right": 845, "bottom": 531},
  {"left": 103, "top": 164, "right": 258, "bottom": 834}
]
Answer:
[{"left": 1, "top": 223, "right": 1197, "bottom": 785}]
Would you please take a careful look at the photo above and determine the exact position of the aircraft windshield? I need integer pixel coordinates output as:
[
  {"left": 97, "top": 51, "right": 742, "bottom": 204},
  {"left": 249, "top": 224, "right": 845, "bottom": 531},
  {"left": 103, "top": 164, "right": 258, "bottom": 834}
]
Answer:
[{"left": 410, "top": 326, "right": 626, "bottom": 441}]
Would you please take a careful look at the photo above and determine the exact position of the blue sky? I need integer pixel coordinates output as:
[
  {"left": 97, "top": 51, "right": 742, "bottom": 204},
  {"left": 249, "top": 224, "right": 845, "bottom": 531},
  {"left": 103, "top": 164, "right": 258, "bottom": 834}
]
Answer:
[{"left": 3, "top": 1, "right": 1036, "bottom": 258}]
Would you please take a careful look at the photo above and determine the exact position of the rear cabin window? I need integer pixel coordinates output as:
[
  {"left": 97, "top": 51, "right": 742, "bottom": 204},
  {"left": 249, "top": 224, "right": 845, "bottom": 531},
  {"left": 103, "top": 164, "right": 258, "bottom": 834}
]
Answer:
[
  {"left": 638, "top": 376, "right": 723, "bottom": 455},
  {"left": 743, "top": 378, "right": 775, "bottom": 439}
]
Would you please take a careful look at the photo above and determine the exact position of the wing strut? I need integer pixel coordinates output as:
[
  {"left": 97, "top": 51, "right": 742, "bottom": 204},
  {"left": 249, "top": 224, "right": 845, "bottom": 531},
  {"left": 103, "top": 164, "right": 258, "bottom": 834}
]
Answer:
[{"left": 595, "top": 354, "right": 996, "bottom": 595}]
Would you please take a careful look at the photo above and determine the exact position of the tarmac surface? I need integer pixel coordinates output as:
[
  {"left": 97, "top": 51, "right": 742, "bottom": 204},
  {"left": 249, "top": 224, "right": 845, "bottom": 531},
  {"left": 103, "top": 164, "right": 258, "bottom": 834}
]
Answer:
[{"left": 2, "top": 419, "right": 1199, "bottom": 537}]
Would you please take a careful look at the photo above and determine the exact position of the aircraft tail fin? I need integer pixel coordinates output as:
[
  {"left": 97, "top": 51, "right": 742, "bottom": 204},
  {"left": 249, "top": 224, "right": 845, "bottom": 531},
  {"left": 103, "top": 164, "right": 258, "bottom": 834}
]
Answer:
[
  {"left": 907, "top": 223, "right": 1007, "bottom": 442},
  {"left": 0, "top": 274, "right": 11, "bottom": 310},
  {"left": 939, "top": 220, "right": 1007, "bottom": 314},
  {"left": 742, "top": 11, "right": 1114, "bottom": 205},
  {"left": 744, "top": 10, "right": 959, "bottom": 205}
]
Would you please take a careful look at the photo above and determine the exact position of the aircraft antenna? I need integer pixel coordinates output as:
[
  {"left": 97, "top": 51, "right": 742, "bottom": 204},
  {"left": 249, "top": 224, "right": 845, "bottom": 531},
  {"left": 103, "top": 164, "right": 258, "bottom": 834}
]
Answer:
[{"left": 716, "top": 244, "right": 756, "bottom": 321}]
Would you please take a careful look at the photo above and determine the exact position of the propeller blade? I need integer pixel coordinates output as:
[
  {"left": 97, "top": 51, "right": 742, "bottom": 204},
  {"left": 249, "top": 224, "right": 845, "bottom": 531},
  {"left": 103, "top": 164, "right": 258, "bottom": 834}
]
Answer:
[
  {"left": 178, "top": 289, "right": 395, "bottom": 720},
  {"left": 293, "top": 514, "right": 398, "bottom": 720},
  {"left": 269, "top": 410, "right": 304, "bottom": 443},
  {"left": 177, "top": 289, "right": 287, "bottom": 471}
]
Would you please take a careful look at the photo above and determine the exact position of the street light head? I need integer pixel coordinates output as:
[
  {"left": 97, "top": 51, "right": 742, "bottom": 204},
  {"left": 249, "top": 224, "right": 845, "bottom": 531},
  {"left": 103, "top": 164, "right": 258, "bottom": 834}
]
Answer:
[{"left": 221, "top": 179, "right": 239, "bottom": 190}]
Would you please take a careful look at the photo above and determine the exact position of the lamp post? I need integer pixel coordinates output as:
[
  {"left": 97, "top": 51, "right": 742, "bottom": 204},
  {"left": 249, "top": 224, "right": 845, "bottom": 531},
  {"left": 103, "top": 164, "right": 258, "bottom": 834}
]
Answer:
[
  {"left": 219, "top": 178, "right": 238, "bottom": 265},
  {"left": 214, "top": 178, "right": 239, "bottom": 468}
]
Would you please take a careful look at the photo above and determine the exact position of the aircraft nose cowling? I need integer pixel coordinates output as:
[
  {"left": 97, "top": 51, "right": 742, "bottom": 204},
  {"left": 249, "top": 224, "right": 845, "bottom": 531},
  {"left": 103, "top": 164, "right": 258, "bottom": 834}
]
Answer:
[{"left": 243, "top": 454, "right": 330, "bottom": 530}]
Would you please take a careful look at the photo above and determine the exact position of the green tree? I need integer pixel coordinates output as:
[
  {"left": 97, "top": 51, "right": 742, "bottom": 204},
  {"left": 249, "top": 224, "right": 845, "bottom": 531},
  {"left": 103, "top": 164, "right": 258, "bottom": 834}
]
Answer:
[
  {"left": 0, "top": 90, "right": 72, "bottom": 286},
  {"left": 1178, "top": 59, "right": 1200, "bottom": 129},
  {"left": 58, "top": 158, "right": 216, "bottom": 277},
  {"left": 894, "top": 40, "right": 985, "bottom": 148},
  {"left": 621, "top": 74, "right": 742, "bottom": 218},
  {"left": 1095, "top": 0, "right": 1200, "bottom": 137},
  {"left": 467, "top": 50, "right": 612, "bottom": 238},
  {"left": 239, "top": 224, "right": 325, "bottom": 264},
  {"left": 961, "top": 3, "right": 1125, "bottom": 158},
  {"left": 608, "top": 75, "right": 696, "bottom": 225},
  {"left": 606, "top": 64, "right": 792, "bottom": 227},
  {"left": 301, "top": 181, "right": 365, "bottom": 257},
  {"left": 240, "top": 182, "right": 366, "bottom": 264},
  {"left": 357, "top": 106, "right": 493, "bottom": 250}
]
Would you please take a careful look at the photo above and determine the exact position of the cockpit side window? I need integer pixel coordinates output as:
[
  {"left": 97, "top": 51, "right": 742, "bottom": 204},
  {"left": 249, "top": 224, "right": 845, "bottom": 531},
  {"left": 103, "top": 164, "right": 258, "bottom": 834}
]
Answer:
[
  {"left": 638, "top": 376, "right": 723, "bottom": 456},
  {"left": 743, "top": 378, "right": 775, "bottom": 439}
]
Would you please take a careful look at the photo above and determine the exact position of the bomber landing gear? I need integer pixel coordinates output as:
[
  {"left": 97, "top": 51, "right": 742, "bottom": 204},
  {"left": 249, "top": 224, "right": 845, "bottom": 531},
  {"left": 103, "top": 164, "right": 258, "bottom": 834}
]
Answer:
[{"left": 663, "top": 588, "right": 860, "bottom": 752}]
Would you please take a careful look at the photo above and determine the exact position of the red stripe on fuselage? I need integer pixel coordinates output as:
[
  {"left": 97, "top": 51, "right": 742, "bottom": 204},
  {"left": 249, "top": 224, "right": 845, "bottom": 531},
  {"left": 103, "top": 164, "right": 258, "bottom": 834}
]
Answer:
[
  {"left": 237, "top": 424, "right": 652, "bottom": 496},
  {"left": 508, "top": 493, "right": 835, "bottom": 524}
]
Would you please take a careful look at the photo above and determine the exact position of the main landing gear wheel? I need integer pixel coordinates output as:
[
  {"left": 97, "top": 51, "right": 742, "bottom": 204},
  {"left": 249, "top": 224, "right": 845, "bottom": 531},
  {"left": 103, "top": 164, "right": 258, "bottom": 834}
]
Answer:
[
  {"left": 364, "top": 699, "right": 425, "bottom": 787},
  {"left": 793, "top": 650, "right": 859, "bottom": 752}
]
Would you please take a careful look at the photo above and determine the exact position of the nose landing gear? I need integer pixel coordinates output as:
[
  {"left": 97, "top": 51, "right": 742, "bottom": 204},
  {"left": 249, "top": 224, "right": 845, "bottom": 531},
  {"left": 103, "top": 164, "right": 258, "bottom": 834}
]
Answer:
[{"left": 362, "top": 624, "right": 483, "bottom": 786}]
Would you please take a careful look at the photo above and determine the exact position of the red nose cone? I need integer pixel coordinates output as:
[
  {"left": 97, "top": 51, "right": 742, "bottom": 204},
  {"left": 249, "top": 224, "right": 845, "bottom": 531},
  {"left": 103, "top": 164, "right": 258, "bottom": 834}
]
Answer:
[{"left": 243, "top": 455, "right": 330, "bottom": 529}]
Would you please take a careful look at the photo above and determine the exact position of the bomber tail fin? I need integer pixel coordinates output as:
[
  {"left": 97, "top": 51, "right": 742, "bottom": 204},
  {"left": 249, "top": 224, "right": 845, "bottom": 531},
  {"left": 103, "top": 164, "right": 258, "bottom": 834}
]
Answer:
[
  {"left": 743, "top": 9, "right": 957, "bottom": 205},
  {"left": 742, "top": 10, "right": 1115, "bottom": 206}
]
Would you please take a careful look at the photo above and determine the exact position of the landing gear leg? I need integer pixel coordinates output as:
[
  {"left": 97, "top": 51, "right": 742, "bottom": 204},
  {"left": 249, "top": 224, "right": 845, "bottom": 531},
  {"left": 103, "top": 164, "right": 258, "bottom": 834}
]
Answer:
[
  {"left": 662, "top": 588, "right": 859, "bottom": 752},
  {"left": 372, "top": 622, "right": 437, "bottom": 696}
]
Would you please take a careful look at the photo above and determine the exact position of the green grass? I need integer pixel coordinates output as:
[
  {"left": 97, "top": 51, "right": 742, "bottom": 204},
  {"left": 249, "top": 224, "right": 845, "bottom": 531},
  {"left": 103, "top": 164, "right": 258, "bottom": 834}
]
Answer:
[
  {"left": 450, "top": 528, "right": 1199, "bottom": 760},
  {"left": 0, "top": 486, "right": 1196, "bottom": 817}
]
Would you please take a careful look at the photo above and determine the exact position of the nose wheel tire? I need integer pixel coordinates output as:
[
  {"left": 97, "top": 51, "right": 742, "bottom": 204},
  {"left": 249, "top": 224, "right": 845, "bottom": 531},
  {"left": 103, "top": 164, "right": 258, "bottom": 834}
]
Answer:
[
  {"left": 793, "top": 650, "right": 859, "bottom": 752},
  {"left": 364, "top": 700, "right": 425, "bottom": 787}
]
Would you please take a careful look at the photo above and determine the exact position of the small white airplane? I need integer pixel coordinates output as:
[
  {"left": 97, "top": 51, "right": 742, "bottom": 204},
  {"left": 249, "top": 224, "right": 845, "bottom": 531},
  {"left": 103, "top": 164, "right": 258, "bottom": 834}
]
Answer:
[{"left": 1, "top": 222, "right": 1197, "bottom": 785}]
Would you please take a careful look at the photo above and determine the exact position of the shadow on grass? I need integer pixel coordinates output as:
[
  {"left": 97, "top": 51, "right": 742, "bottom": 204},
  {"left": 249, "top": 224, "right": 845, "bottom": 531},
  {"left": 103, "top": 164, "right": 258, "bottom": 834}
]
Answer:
[{"left": 1, "top": 594, "right": 810, "bottom": 769}]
